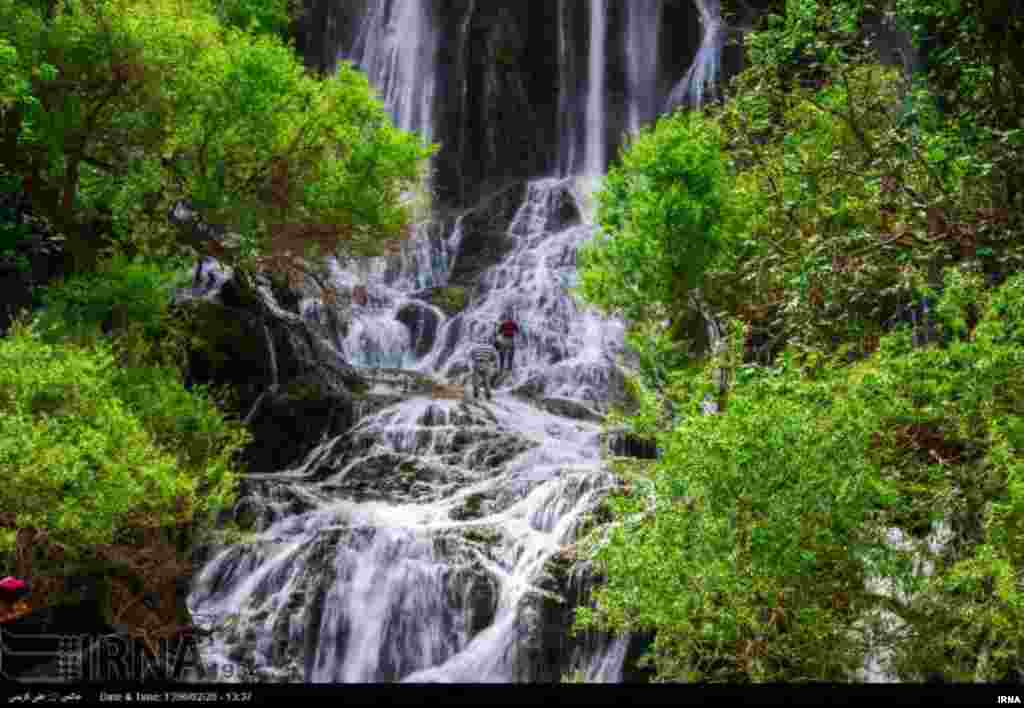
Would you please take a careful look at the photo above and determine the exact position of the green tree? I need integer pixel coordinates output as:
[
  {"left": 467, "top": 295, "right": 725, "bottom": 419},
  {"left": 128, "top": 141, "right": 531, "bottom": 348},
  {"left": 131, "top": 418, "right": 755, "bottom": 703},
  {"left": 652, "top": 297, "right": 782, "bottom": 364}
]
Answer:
[
  {"left": 575, "top": 112, "right": 735, "bottom": 333},
  {"left": 0, "top": 318, "right": 247, "bottom": 556},
  {"left": 0, "top": 0, "right": 433, "bottom": 276},
  {"left": 577, "top": 271, "right": 1024, "bottom": 682}
]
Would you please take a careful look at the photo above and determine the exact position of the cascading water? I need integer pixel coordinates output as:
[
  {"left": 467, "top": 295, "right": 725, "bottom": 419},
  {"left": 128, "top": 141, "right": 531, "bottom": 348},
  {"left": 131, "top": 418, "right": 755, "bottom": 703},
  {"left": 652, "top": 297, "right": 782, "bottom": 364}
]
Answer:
[
  {"left": 188, "top": 174, "right": 632, "bottom": 682},
  {"left": 187, "top": 0, "right": 736, "bottom": 685},
  {"left": 667, "top": 0, "right": 723, "bottom": 110},
  {"left": 556, "top": 1, "right": 580, "bottom": 177},
  {"left": 625, "top": 0, "right": 663, "bottom": 135},
  {"left": 347, "top": 0, "right": 437, "bottom": 139},
  {"left": 584, "top": 0, "right": 608, "bottom": 176}
]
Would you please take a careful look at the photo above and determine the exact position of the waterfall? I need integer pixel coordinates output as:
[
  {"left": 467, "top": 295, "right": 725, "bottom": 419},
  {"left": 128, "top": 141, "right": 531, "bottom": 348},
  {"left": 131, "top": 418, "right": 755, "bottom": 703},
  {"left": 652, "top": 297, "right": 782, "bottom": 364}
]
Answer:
[
  {"left": 188, "top": 176, "right": 631, "bottom": 683},
  {"left": 667, "top": 0, "right": 723, "bottom": 110},
  {"left": 625, "top": 1, "right": 663, "bottom": 135},
  {"left": 186, "top": 0, "right": 740, "bottom": 685},
  {"left": 347, "top": 0, "right": 437, "bottom": 140},
  {"left": 584, "top": 0, "right": 608, "bottom": 176},
  {"left": 556, "top": 0, "right": 580, "bottom": 177}
]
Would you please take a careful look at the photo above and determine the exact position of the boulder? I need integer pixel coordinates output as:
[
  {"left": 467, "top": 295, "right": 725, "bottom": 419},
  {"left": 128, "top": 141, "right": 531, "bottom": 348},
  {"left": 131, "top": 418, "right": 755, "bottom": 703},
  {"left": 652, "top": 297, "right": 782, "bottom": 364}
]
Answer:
[
  {"left": 174, "top": 270, "right": 365, "bottom": 473},
  {"left": 395, "top": 300, "right": 441, "bottom": 358},
  {"left": 447, "top": 181, "right": 527, "bottom": 289}
]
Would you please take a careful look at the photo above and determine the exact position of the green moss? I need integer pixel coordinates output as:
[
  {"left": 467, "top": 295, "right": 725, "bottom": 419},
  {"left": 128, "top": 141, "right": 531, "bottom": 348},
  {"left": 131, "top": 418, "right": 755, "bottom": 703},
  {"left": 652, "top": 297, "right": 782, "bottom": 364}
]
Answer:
[
  {"left": 285, "top": 376, "right": 327, "bottom": 402},
  {"left": 494, "top": 45, "right": 518, "bottom": 67},
  {"left": 462, "top": 526, "right": 500, "bottom": 546},
  {"left": 430, "top": 286, "right": 469, "bottom": 316}
]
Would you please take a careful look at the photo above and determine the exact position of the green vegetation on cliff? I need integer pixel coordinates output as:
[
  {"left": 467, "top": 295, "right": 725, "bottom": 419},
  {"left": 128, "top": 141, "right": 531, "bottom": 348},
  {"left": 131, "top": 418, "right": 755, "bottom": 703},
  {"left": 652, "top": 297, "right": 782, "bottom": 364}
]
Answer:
[
  {"left": 0, "top": 0, "right": 432, "bottom": 641},
  {"left": 575, "top": 0, "right": 1024, "bottom": 682},
  {"left": 0, "top": 0, "right": 433, "bottom": 275}
]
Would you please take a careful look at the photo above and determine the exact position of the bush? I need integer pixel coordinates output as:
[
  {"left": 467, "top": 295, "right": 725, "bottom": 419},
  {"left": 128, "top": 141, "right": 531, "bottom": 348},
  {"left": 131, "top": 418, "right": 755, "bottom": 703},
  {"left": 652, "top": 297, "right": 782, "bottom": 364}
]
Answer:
[
  {"left": 577, "top": 269, "right": 1024, "bottom": 681},
  {"left": 575, "top": 111, "right": 734, "bottom": 327},
  {"left": 0, "top": 322, "right": 247, "bottom": 559},
  {"left": 36, "top": 254, "right": 189, "bottom": 343}
]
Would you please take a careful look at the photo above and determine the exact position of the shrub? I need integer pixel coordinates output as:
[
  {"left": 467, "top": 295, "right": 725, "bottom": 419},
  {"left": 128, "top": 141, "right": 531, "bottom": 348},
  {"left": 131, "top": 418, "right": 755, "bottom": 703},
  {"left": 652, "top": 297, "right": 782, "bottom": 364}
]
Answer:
[
  {"left": 578, "top": 270, "right": 1024, "bottom": 681},
  {"left": 36, "top": 254, "right": 189, "bottom": 343},
  {"left": 575, "top": 111, "right": 735, "bottom": 327},
  {"left": 0, "top": 320, "right": 247, "bottom": 560}
]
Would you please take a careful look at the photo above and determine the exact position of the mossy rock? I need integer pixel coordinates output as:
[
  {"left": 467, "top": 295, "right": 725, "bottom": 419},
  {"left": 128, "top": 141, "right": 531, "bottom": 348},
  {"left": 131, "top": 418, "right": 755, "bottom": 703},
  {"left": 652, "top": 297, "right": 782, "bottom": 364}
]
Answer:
[
  {"left": 462, "top": 526, "right": 501, "bottom": 546},
  {"left": 284, "top": 376, "right": 329, "bottom": 402},
  {"left": 450, "top": 493, "right": 487, "bottom": 521},
  {"left": 428, "top": 286, "right": 469, "bottom": 316}
]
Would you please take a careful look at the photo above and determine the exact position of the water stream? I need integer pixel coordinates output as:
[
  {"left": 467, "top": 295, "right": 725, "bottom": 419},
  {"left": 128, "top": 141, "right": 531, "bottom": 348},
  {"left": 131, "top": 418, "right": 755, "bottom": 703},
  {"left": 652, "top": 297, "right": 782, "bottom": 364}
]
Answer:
[
  {"left": 188, "top": 176, "right": 633, "bottom": 682},
  {"left": 186, "top": 0, "right": 730, "bottom": 684}
]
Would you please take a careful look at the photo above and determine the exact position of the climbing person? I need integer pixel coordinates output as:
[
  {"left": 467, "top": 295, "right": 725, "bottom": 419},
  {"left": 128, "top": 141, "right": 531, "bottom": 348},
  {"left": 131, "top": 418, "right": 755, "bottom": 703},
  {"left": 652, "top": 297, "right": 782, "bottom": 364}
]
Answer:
[
  {"left": 494, "top": 313, "right": 520, "bottom": 372},
  {"left": 468, "top": 335, "right": 499, "bottom": 400}
]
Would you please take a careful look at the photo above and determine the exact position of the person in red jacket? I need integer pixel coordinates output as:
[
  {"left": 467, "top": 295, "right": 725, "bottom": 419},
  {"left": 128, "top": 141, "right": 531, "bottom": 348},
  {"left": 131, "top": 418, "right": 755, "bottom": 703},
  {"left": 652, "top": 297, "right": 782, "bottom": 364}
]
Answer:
[{"left": 494, "top": 314, "right": 520, "bottom": 372}]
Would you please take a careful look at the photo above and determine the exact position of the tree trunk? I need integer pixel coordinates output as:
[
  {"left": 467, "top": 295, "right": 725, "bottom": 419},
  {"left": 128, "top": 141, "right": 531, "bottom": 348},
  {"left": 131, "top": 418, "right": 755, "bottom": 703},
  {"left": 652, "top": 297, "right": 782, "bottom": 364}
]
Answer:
[{"left": 60, "top": 153, "right": 101, "bottom": 274}]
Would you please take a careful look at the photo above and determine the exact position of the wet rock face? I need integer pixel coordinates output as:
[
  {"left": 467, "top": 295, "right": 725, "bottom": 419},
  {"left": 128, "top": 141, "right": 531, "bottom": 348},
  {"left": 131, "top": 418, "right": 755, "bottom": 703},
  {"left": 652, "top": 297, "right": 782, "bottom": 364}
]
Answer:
[
  {"left": 292, "top": 0, "right": 368, "bottom": 76},
  {"left": 431, "top": 1, "right": 562, "bottom": 207},
  {"left": 243, "top": 386, "right": 356, "bottom": 474},
  {"left": 506, "top": 552, "right": 654, "bottom": 683},
  {"left": 175, "top": 271, "right": 365, "bottom": 473},
  {"left": 605, "top": 430, "right": 659, "bottom": 460},
  {"left": 447, "top": 181, "right": 527, "bottom": 289},
  {"left": 293, "top": 1, "right": 717, "bottom": 209},
  {"left": 395, "top": 300, "right": 441, "bottom": 359}
]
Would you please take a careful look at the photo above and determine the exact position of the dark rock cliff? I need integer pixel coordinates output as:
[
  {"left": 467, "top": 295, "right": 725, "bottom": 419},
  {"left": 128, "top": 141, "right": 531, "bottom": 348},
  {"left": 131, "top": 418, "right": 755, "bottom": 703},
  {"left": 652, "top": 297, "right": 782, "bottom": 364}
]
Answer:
[
  {"left": 292, "top": 0, "right": 721, "bottom": 210},
  {"left": 174, "top": 272, "right": 365, "bottom": 475}
]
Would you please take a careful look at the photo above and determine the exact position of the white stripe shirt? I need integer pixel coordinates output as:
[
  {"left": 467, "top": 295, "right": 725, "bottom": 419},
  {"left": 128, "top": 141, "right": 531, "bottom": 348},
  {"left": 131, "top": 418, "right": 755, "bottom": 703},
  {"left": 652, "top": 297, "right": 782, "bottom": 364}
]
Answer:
[{"left": 468, "top": 343, "right": 498, "bottom": 368}]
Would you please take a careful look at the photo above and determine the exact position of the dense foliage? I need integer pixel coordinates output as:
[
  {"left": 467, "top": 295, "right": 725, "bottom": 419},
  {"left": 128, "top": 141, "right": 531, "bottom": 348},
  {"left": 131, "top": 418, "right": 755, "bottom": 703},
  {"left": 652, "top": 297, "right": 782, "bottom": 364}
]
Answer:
[
  {"left": 575, "top": 0, "right": 1024, "bottom": 682},
  {"left": 576, "top": 112, "right": 735, "bottom": 326},
  {"left": 0, "top": 0, "right": 433, "bottom": 275},
  {"left": 0, "top": 0, "right": 432, "bottom": 642},
  {"left": 579, "top": 273, "right": 1024, "bottom": 681},
  {"left": 0, "top": 317, "right": 247, "bottom": 558},
  {"left": 34, "top": 253, "right": 188, "bottom": 341}
]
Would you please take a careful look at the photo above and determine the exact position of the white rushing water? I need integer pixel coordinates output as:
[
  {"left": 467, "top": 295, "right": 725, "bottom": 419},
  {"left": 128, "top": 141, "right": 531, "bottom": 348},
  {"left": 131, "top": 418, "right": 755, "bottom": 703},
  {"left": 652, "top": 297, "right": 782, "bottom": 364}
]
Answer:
[
  {"left": 347, "top": 0, "right": 437, "bottom": 140},
  {"left": 667, "top": 0, "right": 723, "bottom": 110},
  {"left": 187, "top": 0, "right": 741, "bottom": 685},
  {"left": 584, "top": 0, "right": 608, "bottom": 176},
  {"left": 188, "top": 175, "right": 632, "bottom": 683},
  {"left": 625, "top": 0, "right": 663, "bottom": 135}
]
